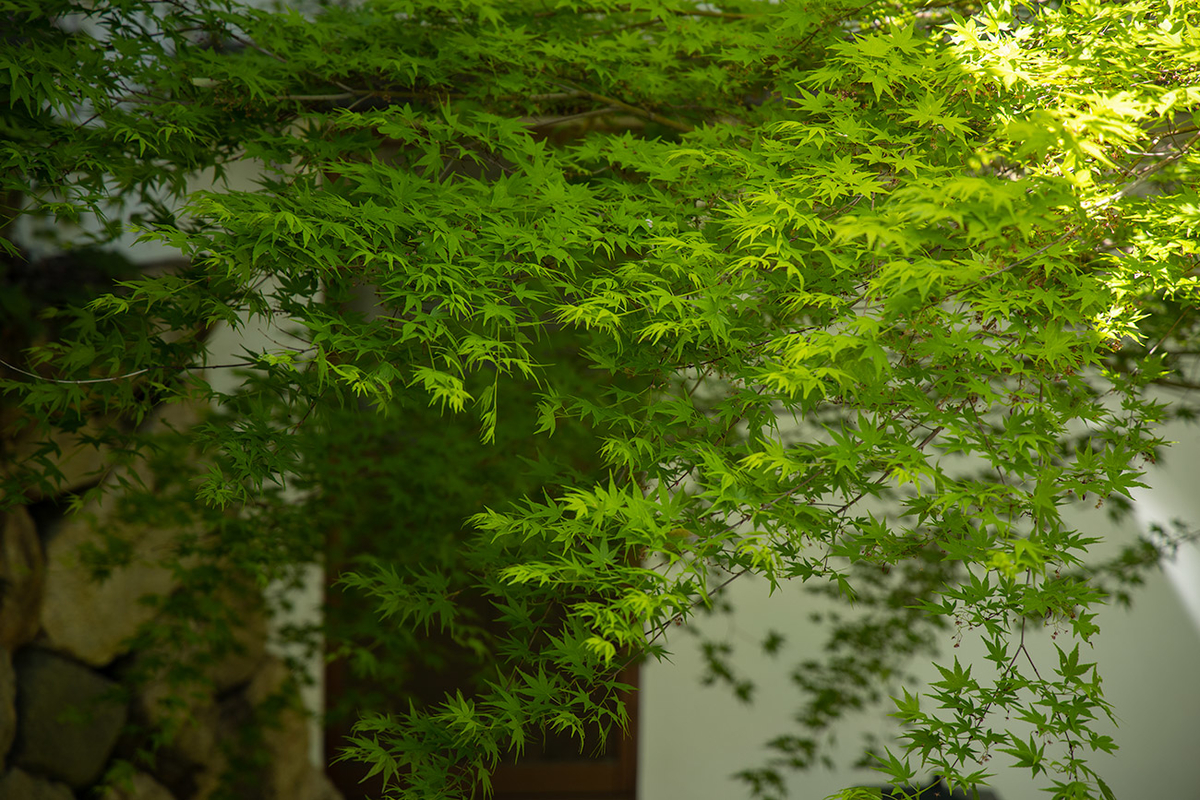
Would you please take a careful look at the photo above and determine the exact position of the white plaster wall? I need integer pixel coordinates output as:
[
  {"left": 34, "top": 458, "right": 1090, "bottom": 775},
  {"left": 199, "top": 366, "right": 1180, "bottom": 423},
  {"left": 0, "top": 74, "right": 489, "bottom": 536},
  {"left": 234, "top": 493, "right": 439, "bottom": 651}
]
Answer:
[
  {"left": 190, "top": 161, "right": 326, "bottom": 770},
  {"left": 639, "top": 403, "right": 1200, "bottom": 800}
]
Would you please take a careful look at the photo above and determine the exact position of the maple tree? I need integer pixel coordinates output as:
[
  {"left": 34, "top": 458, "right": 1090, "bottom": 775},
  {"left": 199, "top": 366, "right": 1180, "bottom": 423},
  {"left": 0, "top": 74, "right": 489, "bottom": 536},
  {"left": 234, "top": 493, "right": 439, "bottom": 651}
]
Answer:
[{"left": 3, "top": 1, "right": 1200, "bottom": 799}]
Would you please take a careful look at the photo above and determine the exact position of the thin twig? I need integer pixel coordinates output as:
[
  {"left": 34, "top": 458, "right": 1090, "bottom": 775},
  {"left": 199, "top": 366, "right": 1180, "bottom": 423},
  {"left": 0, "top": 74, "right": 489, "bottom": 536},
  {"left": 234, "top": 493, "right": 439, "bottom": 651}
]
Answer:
[
  {"left": 278, "top": 93, "right": 363, "bottom": 102},
  {"left": 0, "top": 351, "right": 315, "bottom": 385},
  {"left": 1090, "top": 128, "right": 1200, "bottom": 209},
  {"left": 552, "top": 81, "right": 693, "bottom": 134},
  {"left": 0, "top": 358, "right": 155, "bottom": 385},
  {"left": 528, "top": 91, "right": 588, "bottom": 102},
  {"left": 533, "top": 4, "right": 757, "bottom": 19},
  {"left": 941, "top": 227, "right": 1078, "bottom": 301},
  {"left": 1146, "top": 308, "right": 1190, "bottom": 358},
  {"left": 524, "top": 107, "right": 621, "bottom": 129}
]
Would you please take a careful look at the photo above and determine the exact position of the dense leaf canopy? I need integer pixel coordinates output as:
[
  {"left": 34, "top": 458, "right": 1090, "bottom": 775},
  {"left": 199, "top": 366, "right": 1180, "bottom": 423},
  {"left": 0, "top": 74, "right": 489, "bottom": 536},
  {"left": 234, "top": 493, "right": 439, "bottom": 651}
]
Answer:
[{"left": 3, "top": 1, "right": 1200, "bottom": 799}]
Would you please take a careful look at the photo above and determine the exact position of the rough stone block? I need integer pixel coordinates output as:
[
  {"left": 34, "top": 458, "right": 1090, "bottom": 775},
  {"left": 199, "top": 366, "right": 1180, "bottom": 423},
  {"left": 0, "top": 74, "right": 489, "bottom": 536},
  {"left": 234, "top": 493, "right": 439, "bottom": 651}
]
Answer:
[
  {"left": 0, "top": 506, "right": 44, "bottom": 650},
  {"left": 11, "top": 648, "right": 129, "bottom": 789},
  {"left": 5, "top": 414, "right": 114, "bottom": 501},
  {"left": 0, "top": 768, "right": 75, "bottom": 800},
  {"left": 98, "top": 770, "right": 176, "bottom": 800},
  {"left": 184, "top": 656, "right": 342, "bottom": 800},
  {"left": 39, "top": 403, "right": 205, "bottom": 667},
  {"left": 39, "top": 493, "right": 181, "bottom": 667}
]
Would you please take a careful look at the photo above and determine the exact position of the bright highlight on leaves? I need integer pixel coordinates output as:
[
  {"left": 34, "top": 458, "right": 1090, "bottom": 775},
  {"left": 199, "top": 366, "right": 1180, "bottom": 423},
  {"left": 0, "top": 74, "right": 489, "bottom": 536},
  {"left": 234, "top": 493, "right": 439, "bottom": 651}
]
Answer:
[{"left": 3, "top": 1, "right": 1199, "bottom": 800}]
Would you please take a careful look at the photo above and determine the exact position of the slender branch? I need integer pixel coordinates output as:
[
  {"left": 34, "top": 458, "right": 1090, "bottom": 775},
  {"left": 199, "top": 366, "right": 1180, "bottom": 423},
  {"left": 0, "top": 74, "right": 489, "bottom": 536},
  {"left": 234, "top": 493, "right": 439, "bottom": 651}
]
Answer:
[
  {"left": 795, "top": 0, "right": 885, "bottom": 51},
  {"left": 1146, "top": 308, "right": 1191, "bottom": 358},
  {"left": 552, "top": 81, "right": 693, "bottom": 133},
  {"left": 0, "top": 351, "right": 316, "bottom": 386},
  {"left": 1090, "top": 128, "right": 1200, "bottom": 209},
  {"left": 279, "top": 92, "right": 364, "bottom": 102},
  {"left": 0, "top": 358, "right": 156, "bottom": 385},
  {"left": 1102, "top": 359, "right": 1200, "bottom": 391},
  {"left": 527, "top": 90, "right": 588, "bottom": 102},
  {"left": 589, "top": 17, "right": 663, "bottom": 38},
  {"left": 223, "top": 31, "right": 288, "bottom": 64},
  {"left": 534, "top": 4, "right": 758, "bottom": 20},
  {"left": 524, "top": 106, "right": 621, "bottom": 129},
  {"left": 942, "top": 227, "right": 1078, "bottom": 301}
]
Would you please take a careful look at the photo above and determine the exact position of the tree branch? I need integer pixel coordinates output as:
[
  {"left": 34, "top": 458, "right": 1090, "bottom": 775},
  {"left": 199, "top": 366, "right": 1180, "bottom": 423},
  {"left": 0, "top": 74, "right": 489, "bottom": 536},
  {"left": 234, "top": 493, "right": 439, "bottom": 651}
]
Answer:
[{"left": 553, "top": 81, "right": 693, "bottom": 134}]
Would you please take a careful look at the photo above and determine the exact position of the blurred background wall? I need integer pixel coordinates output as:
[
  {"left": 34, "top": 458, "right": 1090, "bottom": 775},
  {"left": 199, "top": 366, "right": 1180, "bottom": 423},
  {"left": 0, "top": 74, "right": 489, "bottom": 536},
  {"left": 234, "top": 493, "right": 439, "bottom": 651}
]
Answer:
[{"left": 639, "top": 400, "right": 1200, "bottom": 800}]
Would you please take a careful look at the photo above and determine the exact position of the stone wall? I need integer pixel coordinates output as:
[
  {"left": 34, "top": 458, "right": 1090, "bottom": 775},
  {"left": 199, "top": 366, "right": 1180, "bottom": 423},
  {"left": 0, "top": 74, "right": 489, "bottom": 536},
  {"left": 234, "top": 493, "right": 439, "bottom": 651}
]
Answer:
[{"left": 0, "top": 406, "right": 341, "bottom": 800}]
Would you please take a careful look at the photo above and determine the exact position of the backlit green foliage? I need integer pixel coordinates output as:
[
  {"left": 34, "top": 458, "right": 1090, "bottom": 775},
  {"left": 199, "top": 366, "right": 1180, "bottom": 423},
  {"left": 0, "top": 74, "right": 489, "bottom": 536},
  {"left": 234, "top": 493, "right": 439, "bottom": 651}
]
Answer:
[{"left": 3, "top": 1, "right": 1200, "bottom": 799}]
